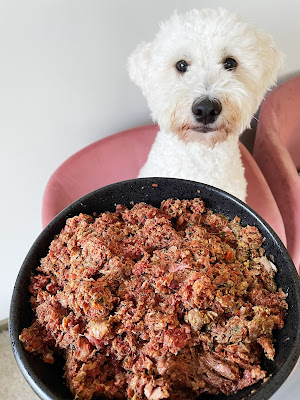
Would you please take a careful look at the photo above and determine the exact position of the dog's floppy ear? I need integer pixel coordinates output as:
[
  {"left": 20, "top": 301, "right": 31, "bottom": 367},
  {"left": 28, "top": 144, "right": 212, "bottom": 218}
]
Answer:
[
  {"left": 128, "top": 41, "right": 153, "bottom": 92},
  {"left": 255, "top": 30, "right": 284, "bottom": 90}
]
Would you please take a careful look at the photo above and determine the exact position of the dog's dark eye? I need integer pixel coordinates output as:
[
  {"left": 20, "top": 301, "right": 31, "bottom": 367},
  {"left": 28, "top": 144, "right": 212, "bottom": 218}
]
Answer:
[
  {"left": 223, "top": 57, "right": 238, "bottom": 71},
  {"left": 176, "top": 60, "right": 188, "bottom": 73}
]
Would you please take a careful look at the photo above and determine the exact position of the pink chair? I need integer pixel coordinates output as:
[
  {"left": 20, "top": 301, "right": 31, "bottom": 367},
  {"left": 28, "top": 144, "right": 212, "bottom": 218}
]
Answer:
[
  {"left": 253, "top": 75, "right": 300, "bottom": 272},
  {"left": 42, "top": 124, "right": 286, "bottom": 250}
]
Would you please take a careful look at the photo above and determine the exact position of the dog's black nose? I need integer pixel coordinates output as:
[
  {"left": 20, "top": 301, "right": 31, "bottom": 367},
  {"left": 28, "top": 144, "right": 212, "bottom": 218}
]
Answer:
[{"left": 192, "top": 98, "right": 222, "bottom": 124}]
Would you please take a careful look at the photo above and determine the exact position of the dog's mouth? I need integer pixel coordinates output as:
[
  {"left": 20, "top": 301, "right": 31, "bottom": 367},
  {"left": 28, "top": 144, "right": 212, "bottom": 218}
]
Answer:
[
  {"left": 190, "top": 125, "right": 216, "bottom": 134},
  {"left": 177, "top": 121, "right": 230, "bottom": 146}
]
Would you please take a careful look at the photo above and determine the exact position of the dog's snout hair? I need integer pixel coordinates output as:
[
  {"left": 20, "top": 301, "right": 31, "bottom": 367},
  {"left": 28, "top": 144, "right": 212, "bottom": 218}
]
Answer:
[{"left": 192, "top": 98, "right": 222, "bottom": 125}]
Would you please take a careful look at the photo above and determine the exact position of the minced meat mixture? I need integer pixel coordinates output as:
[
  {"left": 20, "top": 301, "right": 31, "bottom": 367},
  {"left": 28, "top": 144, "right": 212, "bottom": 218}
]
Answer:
[{"left": 20, "top": 198, "right": 287, "bottom": 400}]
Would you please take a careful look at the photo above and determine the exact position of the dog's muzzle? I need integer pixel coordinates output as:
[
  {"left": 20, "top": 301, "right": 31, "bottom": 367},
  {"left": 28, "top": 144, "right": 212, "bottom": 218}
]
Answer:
[{"left": 192, "top": 98, "right": 222, "bottom": 125}]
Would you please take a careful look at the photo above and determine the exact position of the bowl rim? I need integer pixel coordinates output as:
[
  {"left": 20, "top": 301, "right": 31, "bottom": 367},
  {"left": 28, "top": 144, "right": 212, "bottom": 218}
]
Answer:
[{"left": 9, "top": 177, "right": 300, "bottom": 400}]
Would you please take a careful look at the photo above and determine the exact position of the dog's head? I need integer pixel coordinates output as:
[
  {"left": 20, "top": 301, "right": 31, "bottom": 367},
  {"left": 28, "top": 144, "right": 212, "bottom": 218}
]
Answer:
[{"left": 128, "top": 8, "right": 283, "bottom": 146}]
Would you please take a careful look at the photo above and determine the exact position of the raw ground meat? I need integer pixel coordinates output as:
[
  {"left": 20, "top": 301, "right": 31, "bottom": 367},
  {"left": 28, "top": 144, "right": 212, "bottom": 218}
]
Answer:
[{"left": 20, "top": 198, "right": 287, "bottom": 400}]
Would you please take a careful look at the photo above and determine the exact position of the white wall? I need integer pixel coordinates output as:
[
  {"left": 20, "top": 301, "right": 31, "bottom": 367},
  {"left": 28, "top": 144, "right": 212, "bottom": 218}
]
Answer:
[{"left": 1, "top": 0, "right": 300, "bottom": 320}]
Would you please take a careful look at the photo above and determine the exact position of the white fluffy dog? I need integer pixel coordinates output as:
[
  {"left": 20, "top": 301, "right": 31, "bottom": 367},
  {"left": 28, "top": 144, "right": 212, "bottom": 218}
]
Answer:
[{"left": 128, "top": 8, "right": 283, "bottom": 202}]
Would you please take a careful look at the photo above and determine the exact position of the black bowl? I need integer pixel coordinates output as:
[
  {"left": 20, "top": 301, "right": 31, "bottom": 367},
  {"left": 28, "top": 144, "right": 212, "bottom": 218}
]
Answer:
[{"left": 10, "top": 178, "right": 300, "bottom": 400}]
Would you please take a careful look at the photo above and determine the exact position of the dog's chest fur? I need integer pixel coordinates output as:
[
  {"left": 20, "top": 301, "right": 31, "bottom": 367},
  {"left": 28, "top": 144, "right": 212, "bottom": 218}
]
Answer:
[{"left": 138, "top": 130, "right": 246, "bottom": 201}]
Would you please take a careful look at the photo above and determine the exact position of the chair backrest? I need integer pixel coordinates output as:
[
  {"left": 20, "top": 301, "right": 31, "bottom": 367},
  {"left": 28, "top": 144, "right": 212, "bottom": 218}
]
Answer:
[
  {"left": 42, "top": 123, "right": 286, "bottom": 259},
  {"left": 253, "top": 76, "right": 300, "bottom": 271},
  {"left": 264, "top": 76, "right": 300, "bottom": 171}
]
